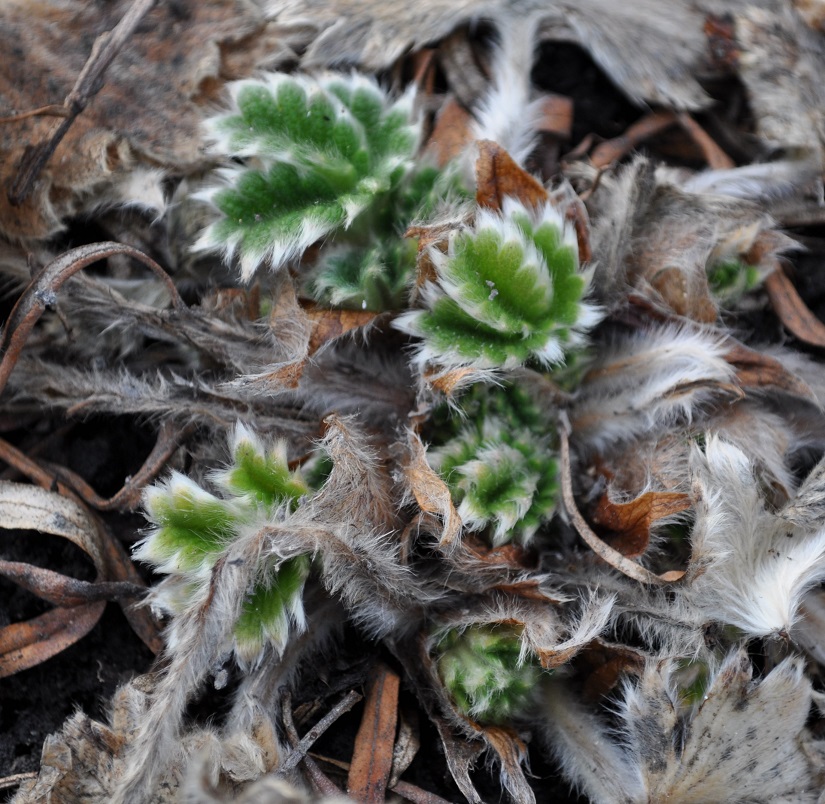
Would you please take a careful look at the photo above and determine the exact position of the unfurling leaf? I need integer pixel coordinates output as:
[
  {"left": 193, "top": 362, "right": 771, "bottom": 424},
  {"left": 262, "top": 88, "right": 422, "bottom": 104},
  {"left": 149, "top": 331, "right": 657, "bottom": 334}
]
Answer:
[
  {"left": 396, "top": 196, "right": 600, "bottom": 370},
  {"left": 136, "top": 425, "right": 313, "bottom": 661},
  {"left": 435, "top": 623, "right": 542, "bottom": 724},
  {"left": 430, "top": 383, "right": 558, "bottom": 546}
]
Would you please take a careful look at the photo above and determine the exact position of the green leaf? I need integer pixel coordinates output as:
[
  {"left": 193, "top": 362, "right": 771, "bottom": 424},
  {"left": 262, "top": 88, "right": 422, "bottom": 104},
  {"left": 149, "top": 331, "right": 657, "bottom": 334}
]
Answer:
[
  {"left": 195, "top": 73, "right": 422, "bottom": 280},
  {"left": 215, "top": 424, "right": 309, "bottom": 510},
  {"left": 138, "top": 425, "right": 314, "bottom": 663},
  {"left": 308, "top": 237, "right": 418, "bottom": 311},
  {"left": 138, "top": 474, "right": 237, "bottom": 572},
  {"left": 234, "top": 555, "right": 311, "bottom": 662},
  {"left": 435, "top": 623, "right": 542, "bottom": 723},
  {"left": 396, "top": 198, "right": 600, "bottom": 370},
  {"left": 707, "top": 258, "right": 762, "bottom": 302},
  {"left": 431, "top": 383, "right": 558, "bottom": 546}
]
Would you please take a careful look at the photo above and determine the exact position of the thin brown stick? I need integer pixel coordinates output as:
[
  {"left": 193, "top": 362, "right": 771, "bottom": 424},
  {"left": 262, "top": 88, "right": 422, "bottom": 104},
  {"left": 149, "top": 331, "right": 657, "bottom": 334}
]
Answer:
[
  {"left": 0, "top": 420, "right": 187, "bottom": 513},
  {"left": 590, "top": 111, "right": 678, "bottom": 169},
  {"left": 0, "top": 772, "right": 38, "bottom": 792},
  {"left": 279, "top": 689, "right": 363, "bottom": 773},
  {"left": 0, "top": 105, "right": 72, "bottom": 124},
  {"left": 281, "top": 693, "right": 345, "bottom": 796},
  {"left": 676, "top": 112, "right": 735, "bottom": 170},
  {"left": 8, "top": 0, "right": 157, "bottom": 205},
  {"left": 558, "top": 423, "right": 682, "bottom": 585},
  {"left": 310, "top": 755, "right": 454, "bottom": 804}
]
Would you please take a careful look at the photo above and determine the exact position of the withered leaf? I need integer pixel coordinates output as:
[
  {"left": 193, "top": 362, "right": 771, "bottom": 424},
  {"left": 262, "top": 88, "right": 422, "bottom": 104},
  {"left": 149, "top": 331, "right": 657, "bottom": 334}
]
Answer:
[
  {"left": 475, "top": 140, "right": 548, "bottom": 211},
  {"left": 574, "top": 640, "right": 646, "bottom": 701},
  {"left": 591, "top": 490, "right": 691, "bottom": 558},
  {"left": 724, "top": 340, "right": 816, "bottom": 400},
  {"left": 271, "top": 0, "right": 710, "bottom": 109},
  {"left": 404, "top": 431, "right": 462, "bottom": 548},
  {"left": 0, "top": 481, "right": 111, "bottom": 676},
  {"left": 765, "top": 266, "right": 825, "bottom": 349},
  {"left": 304, "top": 304, "right": 380, "bottom": 356},
  {"left": 426, "top": 96, "right": 475, "bottom": 167},
  {"left": 0, "top": 0, "right": 286, "bottom": 240}
]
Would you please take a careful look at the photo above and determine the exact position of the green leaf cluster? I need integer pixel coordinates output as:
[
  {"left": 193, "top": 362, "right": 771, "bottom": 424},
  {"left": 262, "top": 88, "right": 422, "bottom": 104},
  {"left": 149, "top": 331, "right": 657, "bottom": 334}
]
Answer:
[
  {"left": 196, "top": 73, "right": 466, "bottom": 308},
  {"left": 431, "top": 383, "right": 558, "bottom": 546},
  {"left": 435, "top": 623, "right": 542, "bottom": 724},
  {"left": 138, "top": 425, "right": 312, "bottom": 661},
  {"left": 396, "top": 197, "right": 600, "bottom": 370}
]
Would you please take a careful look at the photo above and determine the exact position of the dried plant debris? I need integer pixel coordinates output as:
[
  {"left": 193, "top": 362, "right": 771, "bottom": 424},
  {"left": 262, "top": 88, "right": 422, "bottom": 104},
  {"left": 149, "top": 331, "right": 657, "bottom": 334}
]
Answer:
[
  {"left": 0, "top": 0, "right": 292, "bottom": 241},
  {"left": 6, "top": 5, "right": 825, "bottom": 804}
]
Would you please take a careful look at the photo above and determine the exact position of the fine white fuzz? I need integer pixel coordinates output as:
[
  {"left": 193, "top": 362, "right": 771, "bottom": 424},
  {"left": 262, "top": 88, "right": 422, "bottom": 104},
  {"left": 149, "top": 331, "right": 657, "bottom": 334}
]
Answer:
[
  {"left": 542, "top": 650, "right": 824, "bottom": 803},
  {"left": 472, "top": 17, "right": 545, "bottom": 165},
  {"left": 573, "top": 325, "right": 736, "bottom": 451},
  {"left": 687, "top": 436, "right": 825, "bottom": 638}
]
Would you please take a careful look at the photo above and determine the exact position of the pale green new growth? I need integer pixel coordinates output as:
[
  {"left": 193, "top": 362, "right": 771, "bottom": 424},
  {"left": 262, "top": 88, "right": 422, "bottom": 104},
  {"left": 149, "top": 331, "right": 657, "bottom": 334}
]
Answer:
[
  {"left": 396, "top": 196, "right": 600, "bottom": 370},
  {"left": 435, "top": 623, "right": 541, "bottom": 723},
  {"left": 196, "top": 72, "right": 429, "bottom": 284},
  {"left": 137, "top": 425, "right": 312, "bottom": 662},
  {"left": 309, "top": 237, "right": 418, "bottom": 311},
  {"left": 431, "top": 383, "right": 558, "bottom": 546},
  {"left": 707, "top": 258, "right": 762, "bottom": 302}
]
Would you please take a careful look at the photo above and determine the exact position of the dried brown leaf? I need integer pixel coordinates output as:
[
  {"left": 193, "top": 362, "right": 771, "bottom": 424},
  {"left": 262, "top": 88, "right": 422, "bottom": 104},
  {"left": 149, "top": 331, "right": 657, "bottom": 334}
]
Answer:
[
  {"left": 0, "top": 0, "right": 286, "bottom": 240},
  {"left": 476, "top": 140, "right": 548, "bottom": 211},
  {"left": 478, "top": 727, "right": 534, "bottom": 804},
  {"left": 559, "top": 429, "right": 684, "bottom": 585},
  {"left": 575, "top": 640, "right": 646, "bottom": 701},
  {"left": 0, "top": 481, "right": 112, "bottom": 676},
  {"left": 426, "top": 96, "right": 475, "bottom": 167},
  {"left": 591, "top": 490, "right": 691, "bottom": 558},
  {"left": 724, "top": 340, "right": 816, "bottom": 400},
  {"left": 347, "top": 663, "right": 400, "bottom": 803},
  {"left": 0, "top": 603, "right": 105, "bottom": 680},
  {"left": 765, "top": 265, "right": 825, "bottom": 349},
  {"left": 404, "top": 431, "right": 462, "bottom": 549},
  {"left": 304, "top": 305, "right": 380, "bottom": 356}
]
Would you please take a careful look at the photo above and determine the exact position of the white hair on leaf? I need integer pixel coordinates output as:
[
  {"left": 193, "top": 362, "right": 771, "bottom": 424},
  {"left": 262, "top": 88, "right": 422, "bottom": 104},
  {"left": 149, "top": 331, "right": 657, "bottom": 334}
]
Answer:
[
  {"left": 541, "top": 649, "right": 825, "bottom": 803},
  {"left": 472, "top": 16, "right": 546, "bottom": 165},
  {"left": 573, "top": 325, "right": 736, "bottom": 451},
  {"left": 686, "top": 436, "right": 825, "bottom": 638}
]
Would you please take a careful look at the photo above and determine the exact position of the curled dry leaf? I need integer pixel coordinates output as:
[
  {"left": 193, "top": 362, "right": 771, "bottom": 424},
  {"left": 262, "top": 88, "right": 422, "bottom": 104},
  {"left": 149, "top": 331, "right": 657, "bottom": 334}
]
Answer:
[
  {"left": 475, "top": 140, "right": 548, "bottom": 211},
  {"left": 765, "top": 264, "right": 825, "bottom": 349},
  {"left": 404, "top": 431, "right": 462, "bottom": 549},
  {"left": 591, "top": 489, "right": 691, "bottom": 558},
  {"left": 0, "top": 481, "right": 109, "bottom": 677},
  {"left": 560, "top": 429, "right": 684, "bottom": 585}
]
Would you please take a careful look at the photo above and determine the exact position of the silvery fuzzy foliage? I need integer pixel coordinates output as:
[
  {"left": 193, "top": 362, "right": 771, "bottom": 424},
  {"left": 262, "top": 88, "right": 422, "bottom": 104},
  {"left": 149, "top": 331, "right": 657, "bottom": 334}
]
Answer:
[
  {"left": 572, "top": 325, "right": 737, "bottom": 452},
  {"left": 194, "top": 71, "right": 466, "bottom": 305},
  {"left": 195, "top": 72, "right": 417, "bottom": 280},
  {"left": 395, "top": 196, "right": 601, "bottom": 370},
  {"left": 434, "top": 623, "right": 543, "bottom": 723},
  {"left": 136, "top": 424, "right": 312, "bottom": 664},
  {"left": 542, "top": 650, "right": 825, "bottom": 803},
  {"left": 429, "top": 382, "right": 558, "bottom": 546},
  {"left": 685, "top": 435, "right": 825, "bottom": 639}
]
